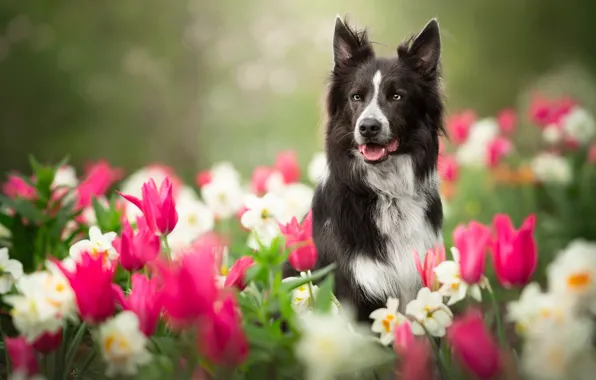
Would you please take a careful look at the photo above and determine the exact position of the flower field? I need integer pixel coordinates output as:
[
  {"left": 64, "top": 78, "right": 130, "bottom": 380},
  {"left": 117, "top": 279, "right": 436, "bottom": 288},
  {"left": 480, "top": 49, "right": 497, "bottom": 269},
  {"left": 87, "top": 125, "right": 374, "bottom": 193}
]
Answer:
[{"left": 1, "top": 93, "right": 596, "bottom": 380}]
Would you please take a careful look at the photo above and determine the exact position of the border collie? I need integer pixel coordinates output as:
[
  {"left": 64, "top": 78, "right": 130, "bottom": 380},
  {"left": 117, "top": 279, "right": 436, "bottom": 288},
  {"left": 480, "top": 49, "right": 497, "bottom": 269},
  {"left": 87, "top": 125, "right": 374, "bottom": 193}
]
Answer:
[{"left": 284, "top": 17, "right": 445, "bottom": 322}]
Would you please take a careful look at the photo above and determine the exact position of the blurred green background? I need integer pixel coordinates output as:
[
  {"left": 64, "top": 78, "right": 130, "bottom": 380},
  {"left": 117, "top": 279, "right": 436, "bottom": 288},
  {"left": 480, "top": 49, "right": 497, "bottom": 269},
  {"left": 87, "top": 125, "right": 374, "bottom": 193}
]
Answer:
[{"left": 2, "top": 0, "right": 596, "bottom": 180}]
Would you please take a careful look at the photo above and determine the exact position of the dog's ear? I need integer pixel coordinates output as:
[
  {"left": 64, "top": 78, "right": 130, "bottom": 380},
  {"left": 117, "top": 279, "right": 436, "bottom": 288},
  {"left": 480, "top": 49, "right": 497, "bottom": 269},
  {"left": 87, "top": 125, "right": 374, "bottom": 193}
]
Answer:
[
  {"left": 333, "top": 16, "right": 373, "bottom": 66},
  {"left": 400, "top": 18, "right": 441, "bottom": 76}
]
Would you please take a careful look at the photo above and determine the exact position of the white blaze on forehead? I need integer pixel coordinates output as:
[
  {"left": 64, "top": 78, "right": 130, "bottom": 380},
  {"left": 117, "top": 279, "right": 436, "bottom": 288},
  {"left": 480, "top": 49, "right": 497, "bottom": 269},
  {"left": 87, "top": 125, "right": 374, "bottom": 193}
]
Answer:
[{"left": 355, "top": 70, "right": 390, "bottom": 142}]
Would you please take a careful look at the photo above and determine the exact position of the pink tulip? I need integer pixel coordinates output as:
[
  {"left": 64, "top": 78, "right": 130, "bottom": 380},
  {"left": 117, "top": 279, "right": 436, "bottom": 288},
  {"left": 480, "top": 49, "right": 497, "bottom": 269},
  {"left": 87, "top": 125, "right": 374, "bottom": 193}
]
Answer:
[
  {"left": 195, "top": 170, "right": 212, "bottom": 187},
  {"left": 438, "top": 155, "right": 459, "bottom": 182},
  {"left": 529, "top": 93, "right": 576, "bottom": 128},
  {"left": 454, "top": 221, "right": 492, "bottom": 284},
  {"left": 279, "top": 210, "right": 317, "bottom": 272},
  {"left": 447, "top": 309, "right": 501, "bottom": 379},
  {"left": 3, "top": 174, "right": 37, "bottom": 200},
  {"left": 32, "top": 329, "right": 62, "bottom": 354},
  {"left": 393, "top": 321, "right": 415, "bottom": 355},
  {"left": 497, "top": 108, "right": 517, "bottom": 135},
  {"left": 54, "top": 252, "right": 116, "bottom": 324},
  {"left": 251, "top": 166, "right": 274, "bottom": 195},
  {"left": 486, "top": 137, "right": 513, "bottom": 168},
  {"left": 5, "top": 336, "right": 39, "bottom": 376},
  {"left": 224, "top": 256, "right": 255, "bottom": 290},
  {"left": 588, "top": 143, "right": 596, "bottom": 163},
  {"left": 113, "top": 217, "right": 161, "bottom": 272},
  {"left": 274, "top": 151, "right": 301, "bottom": 183},
  {"left": 412, "top": 245, "right": 446, "bottom": 290},
  {"left": 397, "top": 335, "right": 433, "bottom": 380},
  {"left": 492, "top": 214, "right": 537, "bottom": 287},
  {"left": 446, "top": 110, "right": 476, "bottom": 144},
  {"left": 197, "top": 292, "right": 249, "bottom": 366},
  {"left": 113, "top": 274, "right": 162, "bottom": 336},
  {"left": 155, "top": 248, "right": 218, "bottom": 327},
  {"left": 77, "top": 160, "right": 123, "bottom": 208},
  {"left": 119, "top": 177, "right": 178, "bottom": 236}
]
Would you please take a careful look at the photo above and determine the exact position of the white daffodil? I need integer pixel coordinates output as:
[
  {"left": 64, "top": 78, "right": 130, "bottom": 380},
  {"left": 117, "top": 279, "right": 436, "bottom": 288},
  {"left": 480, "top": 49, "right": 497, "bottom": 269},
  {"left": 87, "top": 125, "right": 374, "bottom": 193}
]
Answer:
[
  {"left": 201, "top": 176, "right": 245, "bottom": 219},
  {"left": 69, "top": 226, "right": 118, "bottom": 265},
  {"left": 521, "top": 314, "right": 594, "bottom": 380},
  {"left": 241, "top": 193, "right": 284, "bottom": 250},
  {"left": 547, "top": 239, "right": 596, "bottom": 313},
  {"left": 52, "top": 165, "right": 78, "bottom": 189},
  {"left": 455, "top": 118, "right": 499, "bottom": 167},
  {"left": 369, "top": 297, "right": 407, "bottom": 346},
  {"left": 0, "top": 247, "right": 24, "bottom": 294},
  {"left": 43, "top": 260, "right": 77, "bottom": 321},
  {"left": 277, "top": 183, "right": 314, "bottom": 225},
  {"left": 295, "top": 310, "right": 386, "bottom": 380},
  {"left": 542, "top": 125, "right": 564, "bottom": 145},
  {"left": 209, "top": 162, "right": 242, "bottom": 184},
  {"left": 433, "top": 247, "right": 488, "bottom": 306},
  {"left": 307, "top": 152, "right": 327, "bottom": 184},
  {"left": 530, "top": 152, "right": 572, "bottom": 185},
  {"left": 405, "top": 287, "right": 453, "bottom": 337},
  {"left": 167, "top": 197, "right": 215, "bottom": 251},
  {"left": 283, "top": 274, "right": 340, "bottom": 316},
  {"left": 3, "top": 272, "right": 63, "bottom": 343},
  {"left": 264, "top": 171, "right": 286, "bottom": 194},
  {"left": 97, "top": 311, "right": 152, "bottom": 377},
  {"left": 562, "top": 107, "right": 596, "bottom": 145}
]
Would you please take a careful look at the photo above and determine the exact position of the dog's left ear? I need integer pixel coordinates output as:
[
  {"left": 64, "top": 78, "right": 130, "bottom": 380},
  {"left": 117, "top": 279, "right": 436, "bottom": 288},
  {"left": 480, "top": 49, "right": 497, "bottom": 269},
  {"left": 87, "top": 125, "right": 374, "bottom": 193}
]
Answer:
[{"left": 402, "top": 18, "right": 441, "bottom": 75}]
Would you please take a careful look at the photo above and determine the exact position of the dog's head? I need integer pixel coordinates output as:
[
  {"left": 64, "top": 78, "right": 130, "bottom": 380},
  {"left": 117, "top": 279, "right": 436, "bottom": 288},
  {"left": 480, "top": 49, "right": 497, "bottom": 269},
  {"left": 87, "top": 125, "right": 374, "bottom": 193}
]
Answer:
[{"left": 326, "top": 17, "right": 445, "bottom": 167}]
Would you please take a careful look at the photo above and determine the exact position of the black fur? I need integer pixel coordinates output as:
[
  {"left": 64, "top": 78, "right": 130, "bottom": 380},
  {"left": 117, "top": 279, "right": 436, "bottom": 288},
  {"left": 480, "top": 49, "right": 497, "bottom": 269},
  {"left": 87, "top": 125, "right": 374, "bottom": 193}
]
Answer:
[{"left": 284, "top": 18, "right": 445, "bottom": 323}]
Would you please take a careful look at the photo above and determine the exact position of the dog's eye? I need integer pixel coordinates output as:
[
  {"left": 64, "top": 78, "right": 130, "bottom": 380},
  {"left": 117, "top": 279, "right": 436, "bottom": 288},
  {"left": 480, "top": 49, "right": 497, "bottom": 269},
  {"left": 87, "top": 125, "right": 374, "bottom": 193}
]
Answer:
[
  {"left": 392, "top": 93, "right": 402, "bottom": 101},
  {"left": 350, "top": 94, "right": 362, "bottom": 101}
]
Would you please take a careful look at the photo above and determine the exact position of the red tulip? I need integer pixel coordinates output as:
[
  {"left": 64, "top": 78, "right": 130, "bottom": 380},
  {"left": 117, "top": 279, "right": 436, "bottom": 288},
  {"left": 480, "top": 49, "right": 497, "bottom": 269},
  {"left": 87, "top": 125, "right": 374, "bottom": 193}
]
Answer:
[
  {"left": 113, "top": 274, "right": 162, "bottom": 336},
  {"left": 32, "top": 329, "right": 62, "bottom": 354},
  {"left": 279, "top": 210, "right": 317, "bottom": 272},
  {"left": 54, "top": 252, "right": 116, "bottom": 324},
  {"left": 438, "top": 155, "right": 459, "bottom": 182},
  {"left": 2, "top": 174, "right": 37, "bottom": 200},
  {"left": 486, "top": 137, "right": 513, "bottom": 168},
  {"left": 454, "top": 221, "right": 491, "bottom": 284},
  {"left": 446, "top": 110, "right": 476, "bottom": 144},
  {"left": 155, "top": 248, "right": 218, "bottom": 327},
  {"left": 492, "top": 214, "right": 537, "bottom": 287},
  {"left": 119, "top": 177, "right": 178, "bottom": 236},
  {"left": 496, "top": 108, "right": 517, "bottom": 135},
  {"left": 251, "top": 166, "right": 275, "bottom": 195},
  {"left": 447, "top": 309, "right": 501, "bottom": 379},
  {"left": 5, "top": 336, "right": 39, "bottom": 376},
  {"left": 224, "top": 256, "right": 255, "bottom": 290},
  {"left": 413, "top": 245, "right": 446, "bottom": 290},
  {"left": 197, "top": 292, "right": 248, "bottom": 366},
  {"left": 77, "top": 160, "right": 123, "bottom": 208},
  {"left": 274, "top": 151, "right": 301, "bottom": 183},
  {"left": 113, "top": 217, "right": 161, "bottom": 272}
]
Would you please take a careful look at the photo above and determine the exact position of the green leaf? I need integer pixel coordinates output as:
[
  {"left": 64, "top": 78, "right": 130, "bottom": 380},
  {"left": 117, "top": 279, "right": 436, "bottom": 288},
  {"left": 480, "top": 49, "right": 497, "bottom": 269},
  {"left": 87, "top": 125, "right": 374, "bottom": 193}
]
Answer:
[
  {"left": 0, "top": 195, "right": 45, "bottom": 223},
  {"left": 280, "top": 263, "right": 337, "bottom": 293},
  {"left": 313, "top": 274, "right": 335, "bottom": 313},
  {"left": 92, "top": 197, "right": 108, "bottom": 228},
  {"left": 0, "top": 212, "right": 12, "bottom": 229}
]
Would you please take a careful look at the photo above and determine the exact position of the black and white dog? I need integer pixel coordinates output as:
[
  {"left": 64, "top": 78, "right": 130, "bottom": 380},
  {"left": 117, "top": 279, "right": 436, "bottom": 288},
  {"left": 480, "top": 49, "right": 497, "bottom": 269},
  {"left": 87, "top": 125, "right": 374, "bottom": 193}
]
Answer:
[{"left": 285, "top": 17, "right": 445, "bottom": 322}]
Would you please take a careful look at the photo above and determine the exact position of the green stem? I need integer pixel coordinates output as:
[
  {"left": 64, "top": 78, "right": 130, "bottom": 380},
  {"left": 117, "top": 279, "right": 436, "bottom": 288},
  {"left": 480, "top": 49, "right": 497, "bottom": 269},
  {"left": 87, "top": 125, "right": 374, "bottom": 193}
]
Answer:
[
  {"left": 0, "top": 320, "right": 11, "bottom": 376},
  {"left": 74, "top": 347, "right": 96, "bottom": 379},
  {"left": 489, "top": 288, "right": 507, "bottom": 347},
  {"left": 306, "top": 270, "right": 316, "bottom": 308},
  {"left": 161, "top": 235, "right": 172, "bottom": 259},
  {"left": 427, "top": 337, "right": 453, "bottom": 380},
  {"left": 150, "top": 337, "right": 166, "bottom": 356},
  {"left": 63, "top": 322, "right": 87, "bottom": 379}
]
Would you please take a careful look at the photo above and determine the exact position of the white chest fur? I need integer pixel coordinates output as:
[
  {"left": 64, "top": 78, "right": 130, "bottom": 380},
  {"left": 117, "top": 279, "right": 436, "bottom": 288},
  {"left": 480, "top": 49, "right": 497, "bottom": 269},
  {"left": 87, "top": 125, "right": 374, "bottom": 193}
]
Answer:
[{"left": 352, "top": 155, "right": 442, "bottom": 308}]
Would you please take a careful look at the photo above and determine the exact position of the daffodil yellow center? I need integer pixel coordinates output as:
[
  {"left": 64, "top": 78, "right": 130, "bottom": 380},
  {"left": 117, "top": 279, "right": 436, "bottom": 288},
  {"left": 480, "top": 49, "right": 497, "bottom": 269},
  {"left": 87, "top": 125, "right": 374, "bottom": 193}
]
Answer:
[
  {"left": 315, "top": 337, "right": 337, "bottom": 354},
  {"left": 103, "top": 333, "right": 132, "bottom": 362},
  {"left": 220, "top": 265, "right": 228, "bottom": 276},
  {"left": 187, "top": 214, "right": 197, "bottom": 225},
  {"left": 382, "top": 314, "right": 395, "bottom": 332},
  {"left": 567, "top": 272, "right": 591, "bottom": 290},
  {"left": 260, "top": 209, "right": 270, "bottom": 220}
]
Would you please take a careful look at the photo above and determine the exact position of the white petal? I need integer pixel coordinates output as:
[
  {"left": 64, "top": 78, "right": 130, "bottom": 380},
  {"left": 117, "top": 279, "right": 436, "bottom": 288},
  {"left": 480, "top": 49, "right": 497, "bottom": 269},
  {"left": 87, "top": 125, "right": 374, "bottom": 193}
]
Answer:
[
  {"left": 469, "top": 285, "right": 483, "bottom": 302},
  {"left": 410, "top": 321, "right": 426, "bottom": 336},
  {"left": 0, "top": 247, "right": 9, "bottom": 262},
  {"left": 369, "top": 308, "right": 388, "bottom": 320},
  {"left": 88, "top": 226, "right": 102, "bottom": 241},
  {"left": 0, "top": 277, "right": 13, "bottom": 293},
  {"left": 386, "top": 297, "right": 400, "bottom": 313},
  {"left": 5, "top": 260, "right": 23, "bottom": 279}
]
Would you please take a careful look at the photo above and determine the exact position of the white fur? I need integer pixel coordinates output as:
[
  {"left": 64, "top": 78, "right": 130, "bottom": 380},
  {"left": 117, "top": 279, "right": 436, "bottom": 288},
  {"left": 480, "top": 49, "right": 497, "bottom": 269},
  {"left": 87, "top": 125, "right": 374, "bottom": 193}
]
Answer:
[
  {"left": 354, "top": 71, "right": 391, "bottom": 144},
  {"left": 352, "top": 155, "right": 442, "bottom": 307}
]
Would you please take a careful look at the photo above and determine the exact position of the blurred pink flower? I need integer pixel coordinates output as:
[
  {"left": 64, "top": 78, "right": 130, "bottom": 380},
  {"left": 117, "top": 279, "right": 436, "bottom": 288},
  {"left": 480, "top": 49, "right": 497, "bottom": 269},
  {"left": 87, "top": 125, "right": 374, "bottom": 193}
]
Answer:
[
  {"left": 54, "top": 252, "right": 116, "bottom": 324},
  {"left": 119, "top": 177, "right": 178, "bottom": 236},
  {"left": 588, "top": 143, "right": 596, "bottom": 163},
  {"left": 195, "top": 170, "right": 212, "bottom": 188},
  {"left": 492, "top": 214, "right": 537, "bottom": 288},
  {"left": 113, "top": 274, "right": 162, "bottom": 336},
  {"left": 438, "top": 155, "right": 459, "bottom": 182},
  {"left": 113, "top": 217, "right": 161, "bottom": 272},
  {"left": 5, "top": 336, "right": 39, "bottom": 376},
  {"left": 279, "top": 210, "right": 317, "bottom": 272},
  {"left": 393, "top": 320, "right": 415, "bottom": 355},
  {"left": 32, "top": 329, "right": 62, "bottom": 354},
  {"left": 3, "top": 174, "right": 36, "bottom": 200},
  {"left": 496, "top": 108, "right": 517, "bottom": 134},
  {"left": 447, "top": 308, "right": 501, "bottom": 379},
  {"left": 251, "top": 166, "right": 274, "bottom": 195},
  {"left": 77, "top": 160, "right": 123, "bottom": 208},
  {"left": 413, "top": 245, "right": 446, "bottom": 291},
  {"left": 397, "top": 333, "right": 433, "bottom": 380},
  {"left": 486, "top": 137, "right": 513, "bottom": 168},
  {"left": 224, "top": 256, "right": 254, "bottom": 290},
  {"left": 446, "top": 110, "right": 476, "bottom": 144},
  {"left": 197, "top": 291, "right": 249, "bottom": 366},
  {"left": 454, "top": 221, "right": 492, "bottom": 284},
  {"left": 529, "top": 93, "right": 576, "bottom": 128},
  {"left": 274, "top": 151, "right": 301, "bottom": 183}
]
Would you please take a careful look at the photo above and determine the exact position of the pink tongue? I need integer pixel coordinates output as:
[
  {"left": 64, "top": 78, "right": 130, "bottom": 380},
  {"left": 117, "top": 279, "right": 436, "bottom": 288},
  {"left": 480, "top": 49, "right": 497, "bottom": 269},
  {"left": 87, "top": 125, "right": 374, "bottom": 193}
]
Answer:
[{"left": 361, "top": 144, "right": 385, "bottom": 161}]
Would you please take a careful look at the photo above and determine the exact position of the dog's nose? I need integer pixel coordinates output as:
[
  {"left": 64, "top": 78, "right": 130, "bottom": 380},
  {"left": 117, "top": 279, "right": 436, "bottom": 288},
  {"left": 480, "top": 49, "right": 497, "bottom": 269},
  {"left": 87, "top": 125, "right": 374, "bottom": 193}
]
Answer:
[{"left": 359, "top": 119, "right": 381, "bottom": 138}]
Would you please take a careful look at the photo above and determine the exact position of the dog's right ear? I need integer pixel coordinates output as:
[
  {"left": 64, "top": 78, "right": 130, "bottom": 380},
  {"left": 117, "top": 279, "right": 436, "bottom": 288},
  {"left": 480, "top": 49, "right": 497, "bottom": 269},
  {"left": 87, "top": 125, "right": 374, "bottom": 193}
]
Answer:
[{"left": 333, "top": 16, "right": 373, "bottom": 66}]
